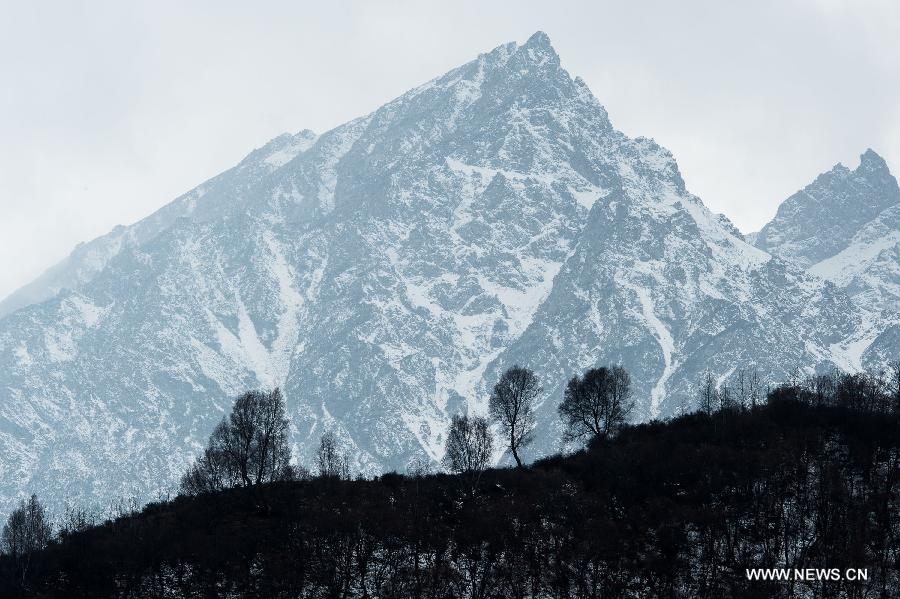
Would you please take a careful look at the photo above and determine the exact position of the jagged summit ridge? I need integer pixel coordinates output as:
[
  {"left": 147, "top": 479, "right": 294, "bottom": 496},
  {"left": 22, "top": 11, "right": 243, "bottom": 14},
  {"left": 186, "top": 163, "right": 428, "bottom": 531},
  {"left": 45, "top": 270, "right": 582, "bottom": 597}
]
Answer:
[
  {"left": 755, "top": 149, "right": 899, "bottom": 370},
  {"left": 0, "top": 32, "right": 589, "bottom": 320},
  {"left": 858, "top": 148, "right": 891, "bottom": 172},
  {"left": 0, "top": 33, "right": 892, "bottom": 515},
  {"left": 754, "top": 149, "right": 900, "bottom": 268}
]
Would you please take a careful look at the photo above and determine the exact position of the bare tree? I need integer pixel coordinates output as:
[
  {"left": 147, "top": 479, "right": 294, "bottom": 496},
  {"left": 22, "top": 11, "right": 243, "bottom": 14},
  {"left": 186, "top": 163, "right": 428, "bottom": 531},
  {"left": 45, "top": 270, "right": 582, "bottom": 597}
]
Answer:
[
  {"left": 317, "top": 431, "right": 350, "bottom": 480},
  {"left": 224, "top": 388, "right": 293, "bottom": 486},
  {"left": 608, "top": 365, "right": 635, "bottom": 432},
  {"left": 2, "top": 494, "right": 52, "bottom": 586},
  {"left": 58, "top": 504, "right": 96, "bottom": 540},
  {"left": 809, "top": 372, "right": 836, "bottom": 405},
  {"left": 718, "top": 382, "right": 731, "bottom": 410},
  {"left": 443, "top": 414, "right": 493, "bottom": 493},
  {"left": 559, "top": 366, "right": 633, "bottom": 441},
  {"left": 748, "top": 368, "right": 762, "bottom": 408},
  {"left": 180, "top": 440, "right": 232, "bottom": 495},
  {"left": 736, "top": 369, "right": 747, "bottom": 409},
  {"left": 253, "top": 388, "right": 293, "bottom": 483},
  {"left": 697, "top": 371, "right": 716, "bottom": 415},
  {"left": 489, "top": 365, "right": 539, "bottom": 467},
  {"left": 180, "top": 388, "right": 293, "bottom": 495},
  {"left": 890, "top": 360, "right": 900, "bottom": 415},
  {"left": 406, "top": 456, "right": 433, "bottom": 478},
  {"left": 559, "top": 367, "right": 610, "bottom": 441}
]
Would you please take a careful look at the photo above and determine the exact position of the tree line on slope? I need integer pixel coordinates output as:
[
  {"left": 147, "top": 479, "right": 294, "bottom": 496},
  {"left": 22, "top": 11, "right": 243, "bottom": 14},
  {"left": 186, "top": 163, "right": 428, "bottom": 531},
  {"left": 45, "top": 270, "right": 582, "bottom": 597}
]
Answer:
[
  {"left": 2, "top": 368, "right": 900, "bottom": 596},
  {"left": 176, "top": 363, "right": 635, "bottom": 497},
  {"left": 0, "top": 361, "right": 634, "bottom": 587}
]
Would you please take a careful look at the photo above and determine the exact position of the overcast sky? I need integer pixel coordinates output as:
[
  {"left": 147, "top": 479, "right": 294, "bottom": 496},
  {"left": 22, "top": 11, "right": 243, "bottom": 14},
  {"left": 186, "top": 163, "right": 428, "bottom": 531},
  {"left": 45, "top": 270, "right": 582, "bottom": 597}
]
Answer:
[{"left": 1, "top": 0, "right": 898, "bottom": 300}]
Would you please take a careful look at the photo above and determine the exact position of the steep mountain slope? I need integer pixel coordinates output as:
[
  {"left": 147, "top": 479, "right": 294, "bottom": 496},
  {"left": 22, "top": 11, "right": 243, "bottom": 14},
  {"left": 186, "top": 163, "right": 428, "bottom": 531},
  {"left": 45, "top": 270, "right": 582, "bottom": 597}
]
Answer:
[
  {"left": 0, "top": 33, "right": 890, "bottom": 512},
  {"left": 487, "top": 157, "right": 862, "bottom": 458},
  {"left": 755, "top": 150, "right": 900, "bottom": 268},
  {"left": 754, "top": 151, "right": 899, "bottom": 372},
  {"left": 0, "top": 131, "right": 319, "bottom": 320}
]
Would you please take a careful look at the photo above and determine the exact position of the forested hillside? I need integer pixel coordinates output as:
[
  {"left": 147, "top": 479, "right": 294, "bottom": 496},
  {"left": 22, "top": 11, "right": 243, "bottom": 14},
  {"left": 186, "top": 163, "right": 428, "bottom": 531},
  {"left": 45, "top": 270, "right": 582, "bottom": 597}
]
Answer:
[{"left": 3, "top": 371, "right": 899, "bottom": 598}]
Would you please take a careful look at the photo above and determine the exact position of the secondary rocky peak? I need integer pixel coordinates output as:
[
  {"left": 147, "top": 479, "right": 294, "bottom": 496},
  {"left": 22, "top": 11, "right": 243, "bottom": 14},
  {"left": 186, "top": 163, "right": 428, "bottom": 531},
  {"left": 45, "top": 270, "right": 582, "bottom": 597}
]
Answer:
[
  {"left": 858, "top": 148, "right": 889, "bottom": 173},
  {"left": 755, "top": 148, "right": 900, "bottom": 269},
  {"left": 854, "top": 148, "right": 899, "bottom": 195}
]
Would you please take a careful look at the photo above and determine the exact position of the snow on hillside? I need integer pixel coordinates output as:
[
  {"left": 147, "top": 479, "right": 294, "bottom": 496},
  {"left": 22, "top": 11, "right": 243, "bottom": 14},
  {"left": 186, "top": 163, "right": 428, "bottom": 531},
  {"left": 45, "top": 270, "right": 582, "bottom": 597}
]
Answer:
[{"left": 0, "top": 32, "right": 895, "bottom": 514}]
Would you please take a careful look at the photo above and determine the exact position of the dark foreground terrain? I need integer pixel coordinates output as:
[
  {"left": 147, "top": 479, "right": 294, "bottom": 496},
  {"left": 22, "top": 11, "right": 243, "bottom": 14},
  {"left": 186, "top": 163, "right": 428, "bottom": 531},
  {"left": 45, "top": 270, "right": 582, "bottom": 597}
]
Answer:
[{"left": 3, "top": 391, "right": 900, "bottom": 598}]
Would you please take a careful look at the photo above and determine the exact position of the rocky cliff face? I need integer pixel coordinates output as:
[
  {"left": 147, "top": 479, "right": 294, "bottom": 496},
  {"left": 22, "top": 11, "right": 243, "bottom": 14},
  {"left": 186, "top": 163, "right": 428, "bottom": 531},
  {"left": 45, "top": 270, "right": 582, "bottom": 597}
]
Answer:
[
  {"left": 755, "top": 150, "right": 899, "bottom": 269},
  {"left": 0, "top": 32, "right": 894, "bottom": 513},
  {"left": 753, "top": 149, "right": 899, "bottom": 372}
]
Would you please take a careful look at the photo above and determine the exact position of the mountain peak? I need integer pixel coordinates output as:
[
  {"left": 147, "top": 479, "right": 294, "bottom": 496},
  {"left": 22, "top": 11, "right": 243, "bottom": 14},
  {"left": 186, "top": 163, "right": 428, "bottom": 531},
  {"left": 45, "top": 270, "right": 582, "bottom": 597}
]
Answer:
[
  {"left": 515, "top": 30, "right": 560, "bottom": 68},
  {"left": 858, "top": 148, "right": 889, "bottom": 174},
  {"left": 755, "top": 147, "right": 900, "bottom": 267},
  {"left": 524, "top": 30, "right": 553, "bottom": 49}
]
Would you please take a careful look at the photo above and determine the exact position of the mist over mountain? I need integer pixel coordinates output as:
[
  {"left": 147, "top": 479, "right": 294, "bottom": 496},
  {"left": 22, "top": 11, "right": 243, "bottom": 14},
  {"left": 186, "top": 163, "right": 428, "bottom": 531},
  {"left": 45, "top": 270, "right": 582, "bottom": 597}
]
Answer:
[{"left": 0, "top": 32, "right": 896, "bottom": 513}]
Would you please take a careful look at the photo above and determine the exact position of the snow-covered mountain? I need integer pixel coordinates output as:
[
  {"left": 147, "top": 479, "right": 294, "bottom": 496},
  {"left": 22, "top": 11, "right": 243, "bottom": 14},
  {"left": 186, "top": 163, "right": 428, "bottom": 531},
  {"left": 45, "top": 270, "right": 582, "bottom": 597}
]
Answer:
[
  {"left": 755, "top": 150, "right": 899, "bottom": 269},
  {"left": 753, "top": 150, "right": 900, "bottom": 370},
  {"left": 0, "top": 33, "right": 895, "bottom": 513}
]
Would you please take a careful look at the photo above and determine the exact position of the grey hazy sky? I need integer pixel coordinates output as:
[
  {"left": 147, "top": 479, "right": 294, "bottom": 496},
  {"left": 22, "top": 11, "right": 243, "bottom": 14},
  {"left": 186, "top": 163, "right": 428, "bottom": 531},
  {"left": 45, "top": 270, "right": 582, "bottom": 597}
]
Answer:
[{"left": 1, "top": 0, "right": 898, "bottom": 300}]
